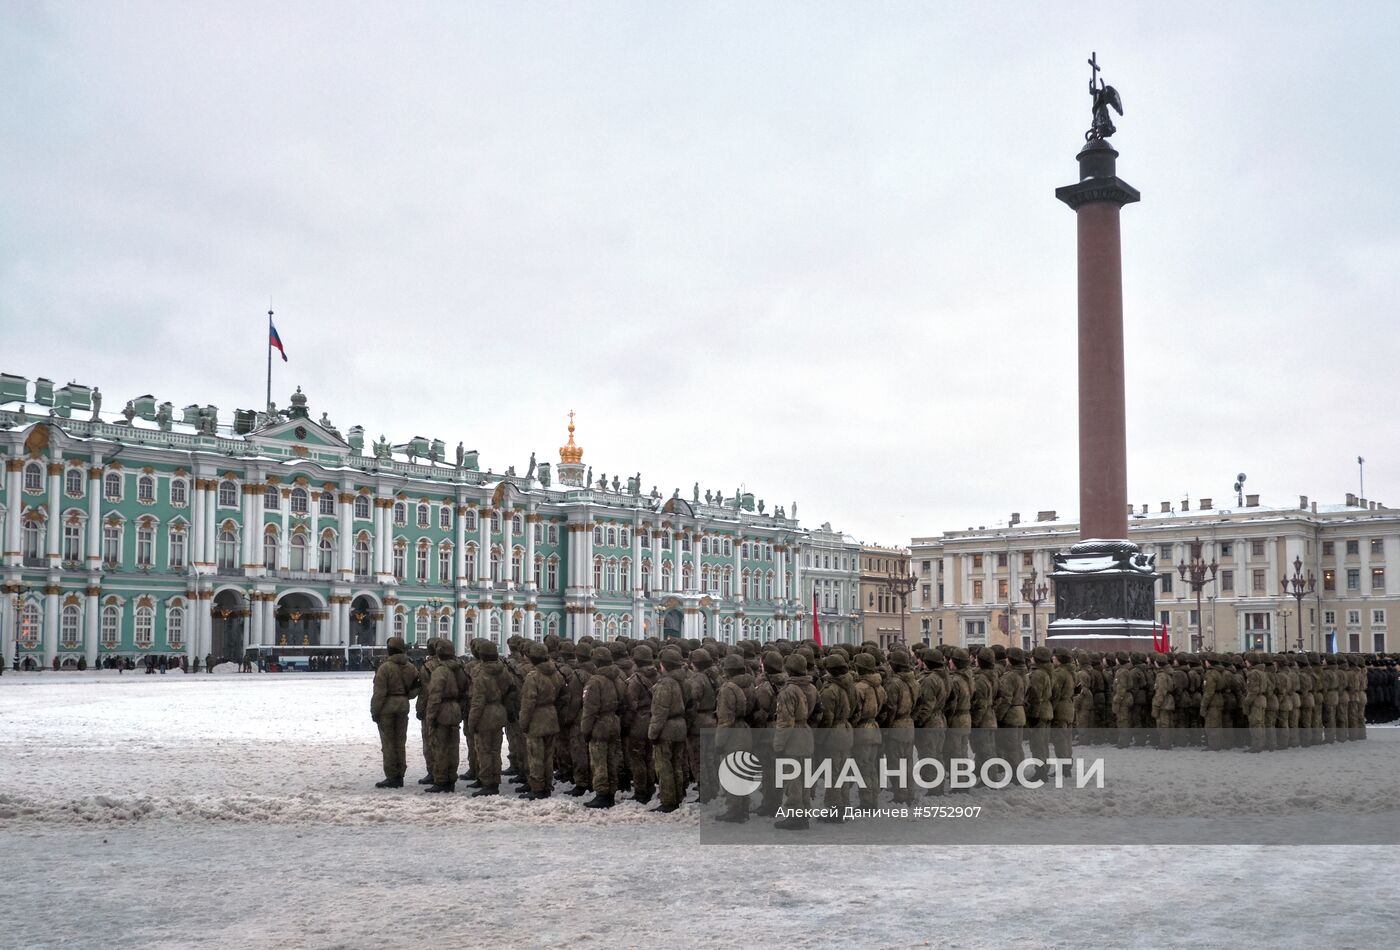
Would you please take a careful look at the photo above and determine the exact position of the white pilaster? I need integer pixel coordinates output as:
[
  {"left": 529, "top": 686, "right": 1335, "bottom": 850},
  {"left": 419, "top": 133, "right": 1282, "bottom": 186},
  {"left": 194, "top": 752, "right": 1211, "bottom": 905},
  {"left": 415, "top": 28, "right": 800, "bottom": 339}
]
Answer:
[
  {"left": 84, "top": 586, "right": 99, "bottom": 666},
  {"left": 86, "top": 463, "right": 103, "bottom": 571},
  {"left": 2, "top": 459, "right": 20, "bottom": 566},
  {"left": 43, "top": 585, "right": 59, "bottom": 665},
  {"left": 45, "top": 462, "right": 62, "bottom": 568}
]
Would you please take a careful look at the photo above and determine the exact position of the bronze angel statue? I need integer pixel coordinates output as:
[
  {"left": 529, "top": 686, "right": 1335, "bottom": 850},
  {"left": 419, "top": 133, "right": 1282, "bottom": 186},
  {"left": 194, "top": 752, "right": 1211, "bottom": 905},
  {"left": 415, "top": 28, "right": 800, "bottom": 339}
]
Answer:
[{"left": 1085, "top": 52, "right": 1122, "bottom": 142}]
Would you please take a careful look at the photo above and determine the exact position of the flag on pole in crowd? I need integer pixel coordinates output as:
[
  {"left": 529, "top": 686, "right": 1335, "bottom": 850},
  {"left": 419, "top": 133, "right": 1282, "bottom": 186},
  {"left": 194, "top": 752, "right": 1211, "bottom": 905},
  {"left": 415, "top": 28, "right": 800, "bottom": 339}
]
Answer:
[
  {"left": 811, "top": 592, "right": 823, "bottom": 648},
  {"left": 1152, "top": 621, "right": 1170, "bottom": 653}
]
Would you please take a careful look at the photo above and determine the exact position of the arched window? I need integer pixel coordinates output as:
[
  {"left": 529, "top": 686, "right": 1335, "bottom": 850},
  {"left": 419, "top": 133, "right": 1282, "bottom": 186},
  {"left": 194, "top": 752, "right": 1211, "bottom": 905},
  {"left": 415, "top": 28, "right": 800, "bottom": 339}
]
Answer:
[
  {"left": 134, "top": 605, "right": 154, "bottom": 648},
  {"left": 511, "top": 514, "right": 523, "bottom": 535},
  {"left": 136, "top": 524, "right": 155, "bottom": 567},
  {"left": 102, "top": 522, "right": 122, "bottom": 565},
  {"left": 722, "top": 566, "right": 733, "bottom": 599},
  {"left": 547, "top": 555, "right": 559, "bottom": 591},
  {"left": 547, "top": 614, "right": 559, "bottom": 639},
  {"left": 439, "top": 543, "right": 453, "bottom": 583},
  {"left": 490, "top": 546, "right": 502, "bottom": 582},
  {"left": 593, "top": 555, "right": 604, "bottom": 590},
  {"left": 606, "top": 617, "right": 618, "bottom": 637},
  {"left": 415, "top": 540, "right": 429, "bottom": 581},
  {"left": 60, "top": 604, "right": 81, "bottom": 648},
  {"left": 137, "top": 474, "right": 155, "bottom": 503},
  {"left": 620, "top": 528, "right": 630, "bottom": 547},
  {"left": 533, "top": 554, "right": 544, "bottom": 589},
  {"left": 465, "top": 543, "right": 478, "bottom": 580},
  {"left": 414, "top": 610, "right": 429, "bottom": 645},
  {"left": 288, "top": 533, "right": 308, "bottom": 572},
  {"left": 606, "top": 557, "right": 618, "bottom": 592},
  {"left": 167, "top": 605, "right": 185, "bottom": 649},
  {"left": 464, "top": 613, "right": 476, "bottom": 638},
  {"left": 621, "top": 614, "right": 632, "bottom": 637},
  {"left": 701, "top": 564, "right": 711, "bottom": 591},
  {"left": 393, "top": 609, "right": 406, "bottom": 639},
  {"left": 593, "top": 613, "right": 604, "bottom": 637},
  {"left": 641, "top": 561, "right": 651, "bottom": 593},
  {"left": 661, "top": 561, "right": 673, "bottom": 590},
  {"left": 490, "top": 511, "right": 501, "bottom": 533},
  {"left": 511, "top": 612, "right": 522, "bottom": 636},
  {"left": 621, "top": 557, "right": 631, "bottom": 590},
  {"left": 319, "top": 492, "right": 335, "bottom": 516},
  {"left": 105, "top": 471, "right": 124, "bottom": 501},
  {"left": 354, "top": 536, "right": 371, "bottom": 575},
  {"left": 264, "top": 529, "right": 279, "bottom": 570},
  {"left": 511, "top": 546, "right": 523, "bottom": 584},
  {"left": 682, "top": 562, "right": 693, "bottom": 590},
  {"left": 319, "top": 536, "right": 335, "bottom": 573},
  {"left": 22, "top": 518, "right": 42, "bottom": 562},
  {"left": 489, "top": 611, "right": 501, "bottom": 639},
  {"left": 606, "top": 526, "right": 617, "bottom": 547},
  {"left": 23, "top": 462, "right": 44, "bottom": 492},
  {"left": 393, "top": 501, "right": 406, "bottom": 526},
  {"left": 438, "top": 613, "right": 452, "bottom": 639},
  {"left": 99, "top": 604, "right": 120, "bottom": 646},
  {"left": 533, "top": 615, "right": 543, "bottom": 639},
  {"left": 416, "top": 503, "right": 430, "bottom": 528},
  {"left": 392, "top": 541, "right": 406, "bottom": 580},
  {"left": 464, "top": 509, "right": 478, "bottom": 531},
  {"left": 593, "top": 525, "right": 604, "bottom": 546},
  {"left": 264, "top": 485, "right": 280, "bottom": 510},
  {"left": 20, "top": 602, "right": 43, "bottom": 647},
  {"left": 65, "top": 468, "right": 84, "bottom": 497},
  {"left": 354, "top": 495, "right": 371, "bottom": 519},
  {"left": 439, "top": 505, "right": 452, "bottom": 531},
  {"left": 63, "top": 521, "right": 83, "bottom": 562},
  {"left": 290, "top": 487, "right": 308, "bottom": 514},
  {"left": 170, "top": 478, "right": 187, "bottom": 507},
  {"left": 217, "top": 480, "right": 237, "bottom": 507}
]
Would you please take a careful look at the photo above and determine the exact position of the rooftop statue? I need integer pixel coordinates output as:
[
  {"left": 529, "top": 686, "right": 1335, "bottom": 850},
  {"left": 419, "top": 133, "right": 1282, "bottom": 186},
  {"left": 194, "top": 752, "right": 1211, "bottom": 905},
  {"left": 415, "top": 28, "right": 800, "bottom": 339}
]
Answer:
[{"left": 1085, "top": 51, "right": 1123, "bottom": 142}]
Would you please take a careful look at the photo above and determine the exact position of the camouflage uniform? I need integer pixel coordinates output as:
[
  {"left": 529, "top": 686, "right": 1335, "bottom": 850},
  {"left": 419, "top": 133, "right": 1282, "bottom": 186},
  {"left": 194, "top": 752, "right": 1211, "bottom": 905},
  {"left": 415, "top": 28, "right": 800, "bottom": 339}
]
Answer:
[
  {"left": 519, "top": 642, "right": 565, "bottom": 798},
  {"left": 648, "top": 648, "right": 691, "bottom": 813},
  {"left": 466, "top": 641, "right": 513, "bottom": 795},
  {"left": 816, "top": 653, "right": 855, "bottom": 820},
  {"left": 714, "top": 654, "right": 754, "bottom": 822},
  {"left": 995, "top": 648, "right": 1028, "bottom": 776},
  {"left": 1025, "top": 646, "right": 1054, "bottom": 771},
  {"left": 370, "top": 637, "right": 420, "bottom": 787},
  {"left": 625, "top": 647, "right": 660, "bottom": 804},
  {"left": 851, "top": 653, "right": 885, "bottom": 808},
  {"left": 773, "top": 654, "right": 818, "bottom": 830},
  {"left": 415, "top": 639, "right": 443, "bottom": 784},
  {"left": 687, "top": 649, "right": 721, "bottom": 804},
  {"left": 580, "top": 647, "right": 623, "bottom": 808},
  {"left": 424, "top": 641, "right": 468, "bottom": 791},
  {"left": 1050, "top": 648, "right": 1075, "bottom": 762}
]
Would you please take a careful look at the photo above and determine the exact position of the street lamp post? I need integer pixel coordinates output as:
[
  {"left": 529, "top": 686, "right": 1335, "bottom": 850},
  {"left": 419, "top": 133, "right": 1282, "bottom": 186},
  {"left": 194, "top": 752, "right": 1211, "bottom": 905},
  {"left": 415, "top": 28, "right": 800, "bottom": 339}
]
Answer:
[
  {"left": 1021, "top": 569, "right": 1049, "bottom": 648},
  {"left": 885, "top": 566, "right": 918, "bottom": 648},
  {"left": 1281, "top": 555, "right": 1316, "bottom": 652},
  {"left": 1177, "top": 537, "right": 1218, "bottom": 653}
]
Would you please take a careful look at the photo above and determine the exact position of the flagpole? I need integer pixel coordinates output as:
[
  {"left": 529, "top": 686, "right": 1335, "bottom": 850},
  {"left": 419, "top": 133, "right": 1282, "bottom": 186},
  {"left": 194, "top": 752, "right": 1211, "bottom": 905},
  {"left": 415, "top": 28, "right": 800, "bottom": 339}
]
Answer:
[{"left": 266, "top": 308, "right": 273, "bottom": 414}]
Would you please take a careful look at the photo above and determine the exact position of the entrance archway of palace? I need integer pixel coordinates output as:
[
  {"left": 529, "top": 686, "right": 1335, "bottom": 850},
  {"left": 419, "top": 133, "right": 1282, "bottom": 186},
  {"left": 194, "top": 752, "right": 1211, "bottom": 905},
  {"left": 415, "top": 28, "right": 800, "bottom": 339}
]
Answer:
[{"left": 274, "top": 591, "right": 326, "bottom": 647}]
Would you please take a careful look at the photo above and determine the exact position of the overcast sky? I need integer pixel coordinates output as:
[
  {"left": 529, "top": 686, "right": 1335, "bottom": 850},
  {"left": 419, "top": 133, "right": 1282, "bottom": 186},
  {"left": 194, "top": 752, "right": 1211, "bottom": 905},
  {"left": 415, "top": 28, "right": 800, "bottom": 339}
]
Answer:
[{"left": 3, "top": 2, "right": 1397, "bottom": 545}]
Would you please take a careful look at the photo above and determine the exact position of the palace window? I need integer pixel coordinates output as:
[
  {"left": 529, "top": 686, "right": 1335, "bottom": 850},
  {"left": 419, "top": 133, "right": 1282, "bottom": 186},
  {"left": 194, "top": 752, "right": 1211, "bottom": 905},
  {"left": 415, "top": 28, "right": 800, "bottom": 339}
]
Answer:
[
  {"left": 264, "top": 485, "right": 280, "bottom": 510},
  {"left": 134, "top": 605, "right": 154, "bottom": 648},
  {"left": 170, "top": 478, "right": 187, "bottom": 507},
  {"left": 972, "top": 554, "right": 983, "bottom": 569},
  {"left": 593, "top": 556, "right": 604, "bottom": 590},
  {"left": 100, "top": 604, "right": 120, "bottom": 647},
  {"left": 320, "top": 492, "right": 335, "bottom": 516},
  {"left": 1373, "top": 568, "right": 1386, "bottom": 592},
  {"left": 1346, "top": 540, "right": 1359, "bottom": 556},
  {"left": 393, "top": 610, "right": 406, "bottom": 640},
  {"left": 1324, "top": 610, "right": 1336, "bottom": 625},
  {"left": 533, "top": 554, "right": 543, "bottom": 589},
  {"left": 217, "top": 530, "right": 237, "bottom": 570},
  {"left": 641, "top": 532, "right": 650, "bottom": 550},
  {"left": 287, "top": 534, "right": 306, "bottom": 573},
  {"left": 439, "top": 505, "right": 452, "bottom": 531},
  {"left": 1323, "top": 569, "right": 1335, "bottom": 592},
  {"left": 1221, "top": 570, "right": 1234, "bottom": 592},
  {"left": 105, "top": 471, "right": 124, "bottom": 501},
  {"left": 511, "top": 514, "right": 523, "bottom": 535},
  {"left": 512, "top": 547, "right": 523, "bottom": 584},
  {"left": 439, "top": 544, "right": 453, "bottom": 583},
  {"left": 63, "top": 523, "right": 83, "bottom": 562},
  {"left": 490, "top": 512, "right": 500, "bottom": 533},
  {"left": 547, "top": 556, "right": 559, "bottom": 591},
  {"left": 972, "top": 579, "right": 984, "bottom": 602},
  {"left": 393, "top": 501, "right": 406, "bottom": 526},
  {"left": 218, "top": 480, "right": 237, "bottom": 507},
  {"left": 290, "top": 487, "right": 308, "bottom": 515},
  {"left": 354, "top": 537, "right": 371, "bottom": 575},
  {"left": 392, "top": 543, "right": 406, "bottom": 581},
  {"left": 319, "top": 537, "right": 334, "bottom": 573},
  {"left": 136, "top": 525, "right": 154, "bottom": 567},
  {"left": 103, "top": 523, "right": 123, "bottom": 566},
  {"left": 65, "top": 468, "right": 85, "bottom": 497},
  {"left": 593, "top": 526, "right": 604, "bottom": 546},
  {"left": 23, "top": 462, "right": 44, "bottom": 492},
  {"left": 169, "top": 527, "right": 186, "bottom": 569},
  {"left": 1220, "top": 542, "right": 1233, "bottom": 558},
  {"left": 606, "top": 526, "right": 617, "bottom": 547},
  {"left": 1250, "top": 539, "right": 1265, "bottom": 558},
  {"left": 607, "top": 558, "right": 619, "bottom": 592},
  {"left": 1347, "top": 610, "right": 1361, "bottom": 626},
  {"left": 416, "top": 503, "right": 429, "bottom": 528},
  {"left": 490, "top": 546, "right": 502, "bottom": 581},
  {"left": 264, "top": 532, "right": 279, "bottom": 571},
  {"left": 1347, "top": 569, "right": 1360, "bottom": 591},
  {"left": 997, "top": 578, "right": 1009, "bottom": 601},
  {"left": 620, "top": 528, "right": 630, "bottom": 547},
  {"left": 1371, "top": 538, "right": 1385, "bottom": 556},
  {"left": 1160, "top": 572, "right": 1173, "bottom": 594},
  {"left": 354, "top": 495, "right": 371, "bottom": 519},
  {"left": 416, "top": 542, "right": 429, "bottom": 581},
  {"left": 137, "top": 475, "right": 155, "bottom": 504},
  {"left": 415, "top": 612, "right": 429, "bottom": 646},
  {"left": 167, "top": 606, "right": 184, "bottom": 650},
  {"left": 60, "top": 605, "right": 80, "bottom": 649},
  {"left": 464, "top": 543, "right": 477, "bottom": 580},
  {"left": 1322, "top": 541, "right": 1335, "bottom": 557},
  {"left": 464, "top": 509, "right": 478, "bottom": 531},
  {"left": 1252, "top": 569, "right": 1266, "bottom": 593},
  {"left": 1373, "top": 609, "right": 1387, "bottom": 626},
  {"left": 438, "top": 613, "right": 451, "bottom": 640},
  {"left": 548, "top": 524, "right": 559, "bottom": 545}
]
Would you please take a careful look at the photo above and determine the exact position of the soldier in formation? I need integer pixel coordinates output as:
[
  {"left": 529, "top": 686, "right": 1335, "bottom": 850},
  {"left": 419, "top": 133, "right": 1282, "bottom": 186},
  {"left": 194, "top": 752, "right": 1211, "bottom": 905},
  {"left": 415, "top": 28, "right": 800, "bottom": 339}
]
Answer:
[{"left": 372, "top": 635, "right": 1386, "bottom": 816}]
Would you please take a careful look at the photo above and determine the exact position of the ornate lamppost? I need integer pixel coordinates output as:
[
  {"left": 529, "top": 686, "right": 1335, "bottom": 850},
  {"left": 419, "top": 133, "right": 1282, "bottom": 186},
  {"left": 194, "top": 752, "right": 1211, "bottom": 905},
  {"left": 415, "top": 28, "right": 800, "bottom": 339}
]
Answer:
[
  {"left": 1021, "top": 569, "right": 1049, "bottom": 648},
  {"left": 885, "top": 565, "right": 918, "bottom": 648},
  {"left": 1177, "top": 538, "right": 1218, "bottom": 653},
  {"left": 1281, "top": 555, "right": 1316, "bottom": 652}
]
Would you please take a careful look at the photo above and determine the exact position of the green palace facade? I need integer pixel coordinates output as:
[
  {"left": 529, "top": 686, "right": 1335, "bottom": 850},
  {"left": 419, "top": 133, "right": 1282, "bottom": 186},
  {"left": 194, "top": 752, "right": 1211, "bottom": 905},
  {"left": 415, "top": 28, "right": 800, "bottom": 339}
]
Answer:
[{"left": 1, "top": 372, "right": 822, "bottom": 668}]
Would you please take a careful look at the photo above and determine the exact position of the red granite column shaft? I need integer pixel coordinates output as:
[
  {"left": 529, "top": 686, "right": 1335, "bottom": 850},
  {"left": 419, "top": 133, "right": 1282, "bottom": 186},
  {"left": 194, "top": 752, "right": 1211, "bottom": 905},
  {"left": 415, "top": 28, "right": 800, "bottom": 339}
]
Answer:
[{"left": 1076, "top": 200, "right": 1128, "bottom": 541}]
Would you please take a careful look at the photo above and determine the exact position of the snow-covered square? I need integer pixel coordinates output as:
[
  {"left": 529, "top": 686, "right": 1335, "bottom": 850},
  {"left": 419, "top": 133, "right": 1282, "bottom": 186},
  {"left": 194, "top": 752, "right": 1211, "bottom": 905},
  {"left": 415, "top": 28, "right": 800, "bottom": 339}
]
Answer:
[{"left": 3, "top": 671, "right": 1398, "bottom": 949}]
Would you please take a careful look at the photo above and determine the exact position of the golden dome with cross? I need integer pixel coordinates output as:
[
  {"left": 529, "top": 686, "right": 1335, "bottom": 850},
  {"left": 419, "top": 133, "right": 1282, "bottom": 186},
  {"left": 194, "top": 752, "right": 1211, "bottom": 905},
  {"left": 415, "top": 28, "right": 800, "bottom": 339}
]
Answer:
[{"left": 559, "top": 410, "right": 583, "bottom": 464}]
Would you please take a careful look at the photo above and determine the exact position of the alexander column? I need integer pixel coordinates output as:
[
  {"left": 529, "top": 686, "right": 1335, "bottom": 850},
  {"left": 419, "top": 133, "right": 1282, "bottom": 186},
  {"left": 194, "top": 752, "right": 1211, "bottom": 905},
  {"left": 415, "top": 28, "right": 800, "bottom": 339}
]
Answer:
[{"left": 1047, "top": 54, "right": 1159, "bottom": 652}]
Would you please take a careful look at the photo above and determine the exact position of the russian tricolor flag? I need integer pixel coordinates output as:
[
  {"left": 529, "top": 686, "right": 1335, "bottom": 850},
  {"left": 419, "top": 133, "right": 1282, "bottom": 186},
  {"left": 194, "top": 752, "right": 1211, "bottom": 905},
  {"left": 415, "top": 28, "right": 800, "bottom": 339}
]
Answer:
[{"left": 269, "top": 321, "right": 288, "bottom": 361}]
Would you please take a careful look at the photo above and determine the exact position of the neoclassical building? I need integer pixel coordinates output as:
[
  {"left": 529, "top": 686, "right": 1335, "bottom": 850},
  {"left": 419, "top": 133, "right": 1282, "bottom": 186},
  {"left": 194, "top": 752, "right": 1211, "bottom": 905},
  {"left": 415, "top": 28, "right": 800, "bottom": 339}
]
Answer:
[{"left": 1, "top": 372, "right": 837, "bottom": 668}]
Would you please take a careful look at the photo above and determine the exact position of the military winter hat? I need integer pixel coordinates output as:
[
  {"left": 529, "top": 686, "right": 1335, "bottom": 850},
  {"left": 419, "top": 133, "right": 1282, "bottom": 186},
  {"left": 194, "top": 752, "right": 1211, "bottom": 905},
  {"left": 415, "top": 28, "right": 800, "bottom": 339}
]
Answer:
[
  {"left": 691, "top": 648, "right": 713, "bottom": 669},
  {"left": 783, "top": 653, "right": 808, "bottom": 676},
  {"left": 722, "top": 654, "right": 746, "bottom": 673},
  {"left": 386, "top": 636, "right": 407, "bottom": 654},
  {"left": 425, "top": 637, "right": 441, "bottom": 654},
  {"left": 853, "top": 653, "right": 877, "bottom": 673},
  {"left": 632, "top": 645, "right": 654, "bottom": 663},
  {"left": 436, "top": 640, "right": 456, "bottom": 659},
  {"left": 991, "top": 644, "right": 1008, "bottom": 661},
  {"left": 1031, "top": 646, "right": 1052, "bottom": 663},
  {"left": 527, "top": 642, "right": 548, "bottom": 662},
  {"left": 925, "top": 648, "right": 946, "bottom": 666},
  {"left": 557, "top": 641, "right": 576, "bottom": 657},
  {"left": 824, "top": 654, "right": 849, "bottom": 674},
  {"left": 475, "top": 641, "right": 498, "bottom": 661},
  {"left": 1052, "top": 647, "right": 1071, "bottom": 662},
  {"left": 762, "top": 651, "right": 784, "bottom": 674},
  {"left": 1005, "top": 646, "right": 1025, "bottom": 664},
  {"left": 949, "top": 647, "right": 971, "bottom": 667},
  {"left": 658, "top": 647, "right": 685, "bottom": 670},
  {"left": 591, "top": 647, "right": 613, "bottom": 665},
  {"left": 889, "top": 651, "right": 912, "bottom": 671}
]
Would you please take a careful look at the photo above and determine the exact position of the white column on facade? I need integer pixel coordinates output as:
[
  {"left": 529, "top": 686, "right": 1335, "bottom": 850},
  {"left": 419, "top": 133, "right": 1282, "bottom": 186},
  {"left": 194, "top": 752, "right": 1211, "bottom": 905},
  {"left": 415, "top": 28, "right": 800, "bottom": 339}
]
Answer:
[
  {"left": 338, "top": 490, "right": 353, "bottom": 577},
  {"left": 733, "top": 534, "right": 743, "bottom": 603},
  {"left": 477, "top": 508, "right": 491, "bottom": 586},
  {"left": 0, "top": 592, "right": 15, "bottom": 672},
  {"left": 582, "top": 518, "right": 594, "bottom": 593},
  {"left": 42, "top": 585, "right": 59, "bottom": 665},
  {"left": 248, "top": 593, "right": 262, "bottom": 647},
  {"left": 455, "top": 596, "right": 467, "bottom": 653},
  {"left": 264, "top": 596, "right": 276, "bottom": 647},
  {"left": 309, "top": 490, "right": 321, "bottom": 570},
  {"left": 4, "top": 459, "right": 23, "bottom": 566},
  {"left": 189, "top": 475, "right": 204, "bottom": 569},
  {"left": 371, "top": 500, "right": 385, "bottom": 576},
  {"left": 454, "top": 505, "right": 467, "bottom": 585},
  {"left": 688, "top": 530, "right": 700, "bottom": 593},
  {"left": 279, "top": 490, "right": 291, "bottom": 570},
  {"left": 502, "top": 505, "right": 514, "bottom": 590},
  {"left": 525, "top": 604, "right": 537, "bottom": 641},
  {"left": 524, "top": 510, "right": 536, "bottom": 591},
  {"left": 631, "top": 521, "right": 643, "bottom": 593},
  {"left": 86, "top": 463, "right": 103, "bottom": 571},
  {"left": 203, "top": 481, "right": 217, "bottom": 566},
  {"left": 84, "top": 584, "right": 99, "bottom": 666},
  {"left": 327, "top": 596, "right": 340, "bottom": 647},
  {"left": 240, "top": 484, "right": 254, "bottom": 569},
  {"left": 45, "top": 461, "right": 62, "bottom": 568}
]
